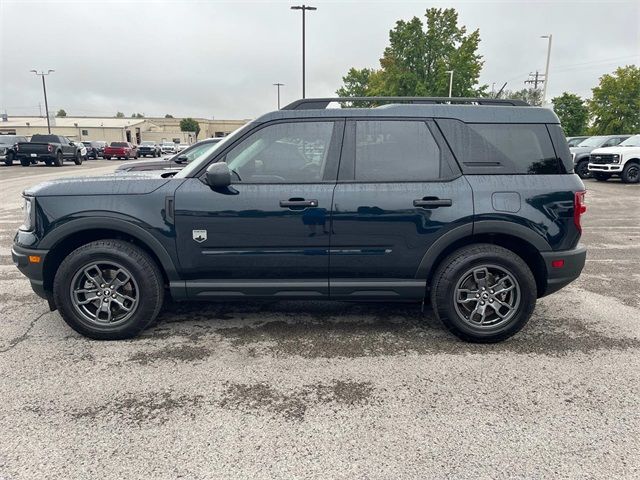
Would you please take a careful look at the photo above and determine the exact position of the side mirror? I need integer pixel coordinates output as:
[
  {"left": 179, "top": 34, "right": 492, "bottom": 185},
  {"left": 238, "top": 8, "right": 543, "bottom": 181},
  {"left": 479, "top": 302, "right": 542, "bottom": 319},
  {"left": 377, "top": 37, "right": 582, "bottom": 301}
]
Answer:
[
  {"left": 175, "top": 155, "right": 188, "bottom": 164},
  {"left": 205, "top": 162, "right": 231, "bottom": 188}
]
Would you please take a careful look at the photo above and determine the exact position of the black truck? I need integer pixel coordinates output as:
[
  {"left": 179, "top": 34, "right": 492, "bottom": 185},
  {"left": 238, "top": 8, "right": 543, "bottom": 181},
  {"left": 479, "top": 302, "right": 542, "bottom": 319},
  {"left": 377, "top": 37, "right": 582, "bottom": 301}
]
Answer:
[{"left": 16, "top": 134, "right": 83, "bottom": 167}]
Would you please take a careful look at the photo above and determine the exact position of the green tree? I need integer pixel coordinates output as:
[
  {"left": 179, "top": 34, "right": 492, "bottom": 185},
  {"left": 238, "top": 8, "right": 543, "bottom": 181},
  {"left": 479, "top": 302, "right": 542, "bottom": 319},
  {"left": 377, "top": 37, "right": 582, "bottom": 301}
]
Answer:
[
  {"left": 55, "top": 109, "right": 67, "bottom": 117},
  {"left": 180, "top": 118, "right": 200, "bottom": 139},
  {"left": 131, "top": 113, "right": 145, "bottom": 119},
  {"left": 552, "top": 92, "right": 589, "bottom": 136},
  {"left": 589, "top": 65, "right": 640, "bottom": 134},
  {"left": 502, "top": 88, "right": 543, "bottom": 106},
  {"left": 115, "top": 112, "right": 125, "bottom": 118},
  {"left": 336, "top": 8, "right": 486, "bottom": 99},
  {"left": 164, "top": 114, "right": 174, "bottom": 118}
]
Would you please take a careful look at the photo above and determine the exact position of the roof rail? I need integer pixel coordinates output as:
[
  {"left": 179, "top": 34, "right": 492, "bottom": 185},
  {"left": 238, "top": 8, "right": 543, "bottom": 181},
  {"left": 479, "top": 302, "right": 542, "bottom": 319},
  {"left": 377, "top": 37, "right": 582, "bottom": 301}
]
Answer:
[{"left": 282, "top": 96, "right": 529, "bottom": 110}]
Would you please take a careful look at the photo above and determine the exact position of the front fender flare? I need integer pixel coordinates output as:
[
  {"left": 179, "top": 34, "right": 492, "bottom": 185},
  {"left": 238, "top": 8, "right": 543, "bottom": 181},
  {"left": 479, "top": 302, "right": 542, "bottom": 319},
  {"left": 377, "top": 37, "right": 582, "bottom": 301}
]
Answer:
[{"left": 39, "top": 216, "right": 181, "bottom": 282}]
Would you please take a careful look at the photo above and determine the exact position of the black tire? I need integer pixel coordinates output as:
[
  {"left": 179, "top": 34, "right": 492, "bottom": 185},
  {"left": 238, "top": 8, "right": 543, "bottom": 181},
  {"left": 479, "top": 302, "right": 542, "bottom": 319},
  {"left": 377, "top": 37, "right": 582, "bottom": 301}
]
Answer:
[
  {"left": 20, "top": 157, "right": 31, "bottom": 167},
  {"left": 74, "top": 152, "right": 83, "bottom": 165},
  {"left": 4, "top": 151, "right": 14, "bottom": 166},
  {"left": 430, "top": 244, "right": 537, "bottom": 343},
  {"left": 621, "top": 162, "right": 640, "bottom": 184},
  {"left": 593, "top": 172, "right": 611, "bottom": 182},
  {"left": 44, "top": 159, "right": 52, "bottom": 166},
  {"left": 53, "top": 239, "right": 164, "bottom": 340},
  {"left": 576, "top": 160, "right": 591, "bottom": 179},
  {"left": 104, "top": 156, "right": 111, "bottom": 160},
  {"left": 53, "top": 151, "right": 64, "bottom": 166}
]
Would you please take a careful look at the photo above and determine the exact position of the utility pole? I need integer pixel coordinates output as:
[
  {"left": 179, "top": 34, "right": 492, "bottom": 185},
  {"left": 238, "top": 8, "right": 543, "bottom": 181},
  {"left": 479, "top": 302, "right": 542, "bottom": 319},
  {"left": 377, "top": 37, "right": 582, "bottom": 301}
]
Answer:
[
  {"left": 273, "top": 83, "right": 285, "bottom": 109},
  {"left": 525, "top": 71, "right": 543, "bottom": 89},
  {"left": 446, "top": 70, "right": 454, "bottom": 97},
  {"left": 291, "top": 5, "right": 317, "bottom": 98},
  {"left": 30, "top": 69, "right": 54, "bottom": 133},
  {"left": 541, "top": 34, "right": 553, "bottom": 106}
]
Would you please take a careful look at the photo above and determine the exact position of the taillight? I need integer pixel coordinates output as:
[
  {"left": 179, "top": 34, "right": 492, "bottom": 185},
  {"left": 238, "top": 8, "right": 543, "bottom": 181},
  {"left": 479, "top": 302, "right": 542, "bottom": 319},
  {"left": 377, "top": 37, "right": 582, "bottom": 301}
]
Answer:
[
  {"left": 47, "top": 144, "right": 53, "bottom": 152},
  {"left": 574, "top": 191, "right": 587, "bottom": 233},
  {"left": 15, "top": 143, "right": 19, "bottom": 151}
]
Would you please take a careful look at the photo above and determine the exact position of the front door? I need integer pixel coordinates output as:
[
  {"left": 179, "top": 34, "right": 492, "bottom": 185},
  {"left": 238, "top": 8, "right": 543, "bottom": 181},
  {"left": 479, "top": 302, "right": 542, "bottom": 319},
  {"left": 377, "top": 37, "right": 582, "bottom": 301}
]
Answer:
[
  {"left": 174, "top": 119, "right": 343, "bottom": 298},
  {"left": 329, "top": 119, "right": 473, "bottom": 300}
]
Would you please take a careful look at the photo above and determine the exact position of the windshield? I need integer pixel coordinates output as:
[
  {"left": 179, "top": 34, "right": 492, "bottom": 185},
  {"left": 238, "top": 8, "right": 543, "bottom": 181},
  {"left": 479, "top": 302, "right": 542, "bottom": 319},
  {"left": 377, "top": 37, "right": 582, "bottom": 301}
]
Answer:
[
  {"left": 111, "top": 142, "right": 127, "bottom": 147},
  {"left": 175, "top": 128, "right": 250, "bottom": 178},
  {"left": 620, "top": 135, "right": 640, "bottom": 147},
  {"left": 576, "top": 136, "right": 605, "bottom": 147},
  {"left": 82, "top": 142, "right": 92, "bottom": 146},
  {"left": 141, "top": 141, "right": 155, "bottom": 145}
]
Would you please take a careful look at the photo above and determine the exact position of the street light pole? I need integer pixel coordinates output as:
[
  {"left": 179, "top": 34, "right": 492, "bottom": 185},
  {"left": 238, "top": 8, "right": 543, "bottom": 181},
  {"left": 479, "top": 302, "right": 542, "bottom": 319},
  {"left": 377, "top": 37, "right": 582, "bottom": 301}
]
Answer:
[
  {"left": 541, "top": 34, "right": 552, "bottom": 106},
  {"left": 273, "top": 83, "right": 285, "bottom": 109},
  {"left": 30, "top": 69, "right": 54, "bottom": 133},
  {"left": 446, "top": 70, "right": 454, "bottom": 97},
  {"left": 291, "top": 5, "right": 316, "bottom": 99}
]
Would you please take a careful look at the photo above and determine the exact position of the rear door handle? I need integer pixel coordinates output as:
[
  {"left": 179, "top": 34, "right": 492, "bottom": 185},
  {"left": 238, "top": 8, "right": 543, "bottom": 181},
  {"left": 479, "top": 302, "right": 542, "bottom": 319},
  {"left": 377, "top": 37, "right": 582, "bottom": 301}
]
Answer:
[
  {"left": 279, "top": 198, "right": 318, "bottom": 209},
  {"left": 413, "top": 198, "right": 453, "bottom": 208}
]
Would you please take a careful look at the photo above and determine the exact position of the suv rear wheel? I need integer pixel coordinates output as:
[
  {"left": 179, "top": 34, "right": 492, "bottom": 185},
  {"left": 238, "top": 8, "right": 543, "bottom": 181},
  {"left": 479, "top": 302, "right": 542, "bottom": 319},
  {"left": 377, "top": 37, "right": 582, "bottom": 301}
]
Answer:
[
  {"left": 53, "top": 240, "right": 164, "bottom": 340},
  {"left": 430, "top": 244, "right": 537, "bottom": 343},
  {"left": 53, "top": 151, "right": 64, "bottom": 167}
]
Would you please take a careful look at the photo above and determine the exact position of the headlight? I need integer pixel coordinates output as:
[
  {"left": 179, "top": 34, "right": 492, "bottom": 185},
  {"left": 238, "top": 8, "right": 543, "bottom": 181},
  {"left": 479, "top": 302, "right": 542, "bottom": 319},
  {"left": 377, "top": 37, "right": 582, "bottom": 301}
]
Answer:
[
  {"left": 20, "top": 196, "right": 35, "bottom": 231},
  {"left": 612, "top": 154, "right": 621, "bottom": 164}
]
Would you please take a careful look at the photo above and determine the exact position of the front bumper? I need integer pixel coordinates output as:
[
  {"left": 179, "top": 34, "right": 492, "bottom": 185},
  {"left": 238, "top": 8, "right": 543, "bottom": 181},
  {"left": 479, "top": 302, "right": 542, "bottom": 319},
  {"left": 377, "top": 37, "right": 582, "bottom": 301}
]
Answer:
[
  {"left": 12, "top": 243, "right": 49, "bottom": 299},
  {"left": 588, "top": 163, "right": 622, "bottom": 172},
  {"left": 540, "top": 244, "right": 587, "bottom": 297}
]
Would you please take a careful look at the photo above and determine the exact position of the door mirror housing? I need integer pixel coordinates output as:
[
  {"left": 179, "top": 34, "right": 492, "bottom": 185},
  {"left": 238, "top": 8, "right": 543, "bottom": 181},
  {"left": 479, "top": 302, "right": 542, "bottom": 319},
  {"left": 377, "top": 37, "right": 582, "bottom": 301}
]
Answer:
[
  {"left": 175, "top": 155, "right": 189, "bottom": 164},
  {"left": 205, "top": 162, "right": 231, "bottom": 188}
]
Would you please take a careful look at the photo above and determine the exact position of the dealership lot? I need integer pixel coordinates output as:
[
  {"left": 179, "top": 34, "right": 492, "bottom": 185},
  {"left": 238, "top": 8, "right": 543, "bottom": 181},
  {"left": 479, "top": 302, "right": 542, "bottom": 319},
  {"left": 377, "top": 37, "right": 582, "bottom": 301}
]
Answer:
[{"left": 0, "top": 162, "right": 638, "bottom": 479}]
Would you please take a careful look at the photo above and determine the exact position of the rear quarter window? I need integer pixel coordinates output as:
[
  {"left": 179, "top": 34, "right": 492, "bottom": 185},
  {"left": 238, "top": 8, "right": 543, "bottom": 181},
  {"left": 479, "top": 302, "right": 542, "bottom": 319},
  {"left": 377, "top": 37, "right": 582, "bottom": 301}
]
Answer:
[{"left": 436, "top": 119, "right": 567, "bottom": 174}]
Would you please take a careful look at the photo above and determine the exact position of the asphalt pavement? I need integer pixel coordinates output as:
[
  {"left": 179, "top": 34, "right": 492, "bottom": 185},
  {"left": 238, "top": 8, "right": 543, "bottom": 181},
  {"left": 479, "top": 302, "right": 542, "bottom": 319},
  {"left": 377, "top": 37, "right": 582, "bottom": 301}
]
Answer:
[{"left": 0, "top": 160, "right": 638, "bottom": 479}]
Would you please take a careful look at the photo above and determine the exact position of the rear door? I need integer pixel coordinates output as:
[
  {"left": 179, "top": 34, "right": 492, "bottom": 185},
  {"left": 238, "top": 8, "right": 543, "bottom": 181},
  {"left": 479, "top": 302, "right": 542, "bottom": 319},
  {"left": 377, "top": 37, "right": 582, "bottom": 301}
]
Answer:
[
  {"left": 174, "top": 119, "right": 343, "bottom": 298},
  {"left": 329, "top": 119, "right": 473, "bottom": 300}
]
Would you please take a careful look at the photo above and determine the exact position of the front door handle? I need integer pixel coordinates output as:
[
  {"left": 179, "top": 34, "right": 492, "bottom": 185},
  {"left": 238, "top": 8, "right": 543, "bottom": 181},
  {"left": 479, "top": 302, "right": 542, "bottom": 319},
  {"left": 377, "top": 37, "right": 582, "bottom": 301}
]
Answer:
[
  {"left": 413, "top": 197, "right": 453, "bottom": 208},
  {"left": 279, "top": 198, "right": 318, "bottom": 209}
]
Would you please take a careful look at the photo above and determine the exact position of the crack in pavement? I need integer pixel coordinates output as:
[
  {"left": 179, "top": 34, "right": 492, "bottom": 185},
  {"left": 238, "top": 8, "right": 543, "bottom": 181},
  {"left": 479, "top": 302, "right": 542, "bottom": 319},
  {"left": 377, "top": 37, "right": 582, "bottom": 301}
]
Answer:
[{"left": 0, "top": 310, "right": 50, "bottom": 353}]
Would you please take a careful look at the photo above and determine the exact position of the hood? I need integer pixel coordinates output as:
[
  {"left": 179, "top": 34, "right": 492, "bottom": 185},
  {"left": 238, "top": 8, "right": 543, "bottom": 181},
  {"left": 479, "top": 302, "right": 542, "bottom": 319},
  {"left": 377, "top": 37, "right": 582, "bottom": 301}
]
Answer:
[
  {"left": 24, "top": 172, "right": 172, "bottom": 197},
  {"left": 569, "top": 146, "right": 594, "bottom": 155},
  {"left": 590, "top": 146, "right": 634, "bottom": 156},
  {"left": 115, "top": 158, "right": 174, "bottom": 170}
]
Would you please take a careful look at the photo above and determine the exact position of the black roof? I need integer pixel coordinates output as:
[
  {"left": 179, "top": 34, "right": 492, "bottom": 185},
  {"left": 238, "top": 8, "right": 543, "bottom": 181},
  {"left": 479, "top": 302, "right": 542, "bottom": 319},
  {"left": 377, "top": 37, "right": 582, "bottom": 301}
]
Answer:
[{"left": 255, "top": 97, "right": 560, "bottom": 124}]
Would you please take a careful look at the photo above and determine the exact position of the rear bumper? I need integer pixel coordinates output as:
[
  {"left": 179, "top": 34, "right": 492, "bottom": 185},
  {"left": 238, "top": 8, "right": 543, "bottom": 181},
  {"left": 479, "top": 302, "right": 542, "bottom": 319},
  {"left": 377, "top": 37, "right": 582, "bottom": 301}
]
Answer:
[
  {"left": 11, "top": 243, "right": 49, "bottom": 299},
  {"left": 540, "top": 244, "right": 587, "bottom": 297}
]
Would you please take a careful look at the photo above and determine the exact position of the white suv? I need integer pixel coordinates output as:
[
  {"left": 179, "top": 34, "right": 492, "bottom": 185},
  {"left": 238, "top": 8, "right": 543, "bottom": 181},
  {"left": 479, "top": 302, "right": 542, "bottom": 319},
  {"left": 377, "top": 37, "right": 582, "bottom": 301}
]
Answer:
[{"left": 588, "top": 134, "right": 640, "bottom": 183}]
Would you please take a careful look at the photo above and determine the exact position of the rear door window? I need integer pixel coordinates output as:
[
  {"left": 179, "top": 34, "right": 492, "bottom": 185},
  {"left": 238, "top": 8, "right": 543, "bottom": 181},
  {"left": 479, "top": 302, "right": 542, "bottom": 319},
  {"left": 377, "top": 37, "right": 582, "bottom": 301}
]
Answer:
[
  {"left": 436, "top": 119, "right": 563, "bottom": 174},
  {"left": 349, "top": 120, "right": 455, "bottom": 182}
]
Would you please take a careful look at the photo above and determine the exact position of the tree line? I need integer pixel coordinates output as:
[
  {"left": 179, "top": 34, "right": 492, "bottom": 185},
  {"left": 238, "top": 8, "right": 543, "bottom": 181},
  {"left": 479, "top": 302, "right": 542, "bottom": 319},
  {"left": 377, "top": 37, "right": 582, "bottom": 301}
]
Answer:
[{"left": 336, "top": 8, "right": 640, "bottom": 136}]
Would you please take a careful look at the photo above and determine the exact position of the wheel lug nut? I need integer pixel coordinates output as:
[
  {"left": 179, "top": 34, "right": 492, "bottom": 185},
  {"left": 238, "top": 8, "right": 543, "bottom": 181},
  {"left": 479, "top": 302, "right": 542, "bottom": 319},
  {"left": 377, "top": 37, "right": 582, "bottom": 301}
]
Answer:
[
  {"left": 110, "top": 285, "right": 114, "bottom": 289},
  {"left": 481, "top": 301, "right": 485, "bottom": 305},
  {"left": 489, "top": 290, "right": 494, "bottom": 294},
  {"left": 489, "top": 299, "right": 493, "bottom": 303},
  {"left": 97, "top": 292, "right": 101, "bottom": 296},
  {"left": 100, "top": 284, "right": 105, "bottom": 288},
  {"left": 476, "top": 294, "right": 480, "bottom": 298}
]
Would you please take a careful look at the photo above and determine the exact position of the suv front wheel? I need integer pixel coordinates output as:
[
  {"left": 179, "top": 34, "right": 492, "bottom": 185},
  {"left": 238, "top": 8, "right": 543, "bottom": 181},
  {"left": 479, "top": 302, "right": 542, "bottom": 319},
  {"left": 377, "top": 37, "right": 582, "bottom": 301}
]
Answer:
[
  {"left": 53, "top": 240, "right": 164, "bottom": 340},
  {"left": 430, "top": 244, "right": 537, "bottom": 343}
]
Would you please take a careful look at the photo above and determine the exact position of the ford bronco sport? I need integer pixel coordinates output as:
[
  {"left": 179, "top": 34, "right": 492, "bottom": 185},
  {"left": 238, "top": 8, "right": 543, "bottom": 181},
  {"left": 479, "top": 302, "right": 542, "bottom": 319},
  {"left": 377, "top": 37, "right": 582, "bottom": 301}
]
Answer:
[{"left": 12, "top": 97, "right": 587, "bottom": 342}]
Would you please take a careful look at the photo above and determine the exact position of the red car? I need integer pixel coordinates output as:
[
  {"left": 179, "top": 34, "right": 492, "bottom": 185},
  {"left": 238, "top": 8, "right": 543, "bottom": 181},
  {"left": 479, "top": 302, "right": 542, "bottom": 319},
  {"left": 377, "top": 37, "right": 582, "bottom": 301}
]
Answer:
[{"left": 103, "top": 142, "right": 138, "bottom": 160}]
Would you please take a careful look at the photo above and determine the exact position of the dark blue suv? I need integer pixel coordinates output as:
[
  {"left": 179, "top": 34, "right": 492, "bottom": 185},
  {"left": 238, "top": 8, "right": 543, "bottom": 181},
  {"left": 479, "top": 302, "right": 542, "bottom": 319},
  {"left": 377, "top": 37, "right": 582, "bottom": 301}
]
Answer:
[{"left": 12, "top": 97, "right": 587, "bottom": 342}]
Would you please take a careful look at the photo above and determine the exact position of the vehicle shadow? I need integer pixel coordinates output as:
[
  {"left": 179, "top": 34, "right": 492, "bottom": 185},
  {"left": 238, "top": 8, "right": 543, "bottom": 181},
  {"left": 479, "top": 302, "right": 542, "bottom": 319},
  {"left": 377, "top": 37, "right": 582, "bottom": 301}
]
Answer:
[{"left": 143, "top": 299, "right": 640, "bottom": 358}]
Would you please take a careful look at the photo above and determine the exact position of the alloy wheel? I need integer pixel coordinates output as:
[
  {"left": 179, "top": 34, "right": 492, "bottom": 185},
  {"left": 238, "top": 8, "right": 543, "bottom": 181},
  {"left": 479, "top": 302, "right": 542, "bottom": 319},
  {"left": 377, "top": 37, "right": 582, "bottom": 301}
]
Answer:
[
  {"left": 69, "top": 261, "right": 139, "bottom": 326},
  {"left": 454, "top": 265, "right": 521, "bottom": 328}
]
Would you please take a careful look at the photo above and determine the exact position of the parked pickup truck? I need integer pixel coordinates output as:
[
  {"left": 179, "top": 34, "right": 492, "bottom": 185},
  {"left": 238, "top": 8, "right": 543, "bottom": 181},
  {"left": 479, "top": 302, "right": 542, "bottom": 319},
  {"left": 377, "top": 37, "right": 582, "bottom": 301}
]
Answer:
[
  {"left": 103, "top": 142, "right": 138, "bottom": 160},
  {"left": 16, "top": 134, "right": 83, "bottom": 167}
]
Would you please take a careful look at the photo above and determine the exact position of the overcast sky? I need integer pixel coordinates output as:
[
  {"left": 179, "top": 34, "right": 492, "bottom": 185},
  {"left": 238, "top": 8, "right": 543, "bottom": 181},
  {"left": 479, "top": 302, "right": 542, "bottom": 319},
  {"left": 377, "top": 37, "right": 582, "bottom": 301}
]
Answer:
[{"left": 1, "top": 0, "right": 638, "bottom": 119}]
